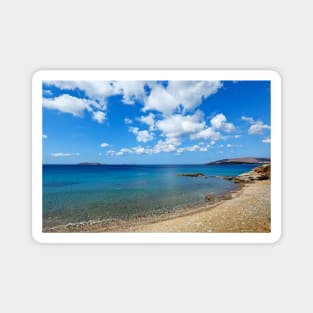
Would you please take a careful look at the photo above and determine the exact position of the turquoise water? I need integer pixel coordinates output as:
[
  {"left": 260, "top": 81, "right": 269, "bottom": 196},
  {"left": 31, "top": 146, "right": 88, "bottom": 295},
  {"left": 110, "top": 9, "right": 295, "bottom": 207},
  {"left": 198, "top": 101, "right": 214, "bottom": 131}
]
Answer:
[{"left": 43, "top": 164, "right": 257, "bottom": 228}]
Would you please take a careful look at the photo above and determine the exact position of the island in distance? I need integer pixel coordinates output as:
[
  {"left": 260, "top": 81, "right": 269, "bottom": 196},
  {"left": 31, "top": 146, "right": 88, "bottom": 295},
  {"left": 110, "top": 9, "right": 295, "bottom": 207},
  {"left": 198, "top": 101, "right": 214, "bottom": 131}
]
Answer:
[
  {"left": 78, "top": 162, "right": 104, "bottom": 166},
  {"left": 205, "top": 157, "right": 270, "bottom": 165}
]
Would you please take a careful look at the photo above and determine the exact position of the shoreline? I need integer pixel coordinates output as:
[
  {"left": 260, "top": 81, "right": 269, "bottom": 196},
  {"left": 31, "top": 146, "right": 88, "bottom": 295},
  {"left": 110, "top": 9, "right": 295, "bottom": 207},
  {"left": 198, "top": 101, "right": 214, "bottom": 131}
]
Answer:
[{"left": 44, "top": 179, "right": 270, "bottom": 233}]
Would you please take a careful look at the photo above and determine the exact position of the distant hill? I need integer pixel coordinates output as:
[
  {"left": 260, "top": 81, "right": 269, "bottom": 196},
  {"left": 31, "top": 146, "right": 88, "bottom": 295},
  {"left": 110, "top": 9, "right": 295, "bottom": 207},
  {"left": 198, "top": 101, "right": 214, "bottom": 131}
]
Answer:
[
  {"left": 78, "top": 162, "right": 104, "bottom": 166},
  {"left": 205, "top": 157, "right": 270, "bottom": 165}
]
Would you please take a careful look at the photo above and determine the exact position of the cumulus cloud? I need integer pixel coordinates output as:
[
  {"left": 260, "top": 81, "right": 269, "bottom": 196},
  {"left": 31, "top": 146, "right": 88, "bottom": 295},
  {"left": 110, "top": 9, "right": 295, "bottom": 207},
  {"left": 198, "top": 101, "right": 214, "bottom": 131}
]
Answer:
[
  {"left": 142, "top": 81, "right": 222, "bottom": 115},
  {"left": 132, "top": 146, "right": 153, "bottom": 155},
  {"left": 156, "top": 111, "right": 205, "bottom": 138},
  {"left": 241, "top": 116, "right": 270, "bottom": 135},
  {"left": 44, "top": 80, "right": 115, "bottom": 108},
  {"left": 43, "top": 94, "right": 95, "bottom": 117},
  {"left": 92, "top": 111, "right": 106, "bottom": 123},
  {"left": 43, "top": 80, "right": 224, "bottom": 131},
  {"left": 129, "top": 127, "right": 154, "bottom": 143},
  {"left": 248, "top": 121, "right": 270, "bottom": 135},
  {"left": 107, "top": 137, "right": 181, "bottom": 156},
  {"left": 177, "top": 144, "right": 208, "bottom": 153},
  {"left": 43, "top": 81, "right": 117, "bottom": 124},
  {"left": 113, "top": 81, "right": 146, "bottom": 105},
  {"left": 167, "top": 81, "right": 222, "bottom": 112},
  {"left": 106, "top": 150, "right": 116, "bottom": 156},
  {"left": 42, "top": 134, "right": 48, "bottom": 139},
  {"left": 210, "top": 113, "right": 235, "bottom": 132},
  {"left": 262, "top": 137, "right": 271, "bottom": 144},
  {"left": 190, "top": 127, "right": 220, "bottom": 140},
  {"left": 188, "top": 113, "right": 234, "bottom": 141},
  {"left": 241, "top": 116, "right": 254, "bottom": 123},
  {"left": 43, "top": 94, "right": 107, "bottom": 123},
  {"left": 100, "top": 142, "right": 109, "bottom": 148},
  {"left": 51, "top": 152, "right": 80, "bottom": 157},
  {"left": 143, "top": 83, "right": 178, "bottom": 115},
  {"left": 139, "top": 113, "right": 156, "bottom": 130},
  {"left": 153, "top": 137, "right": 180, "bottom": 153}
]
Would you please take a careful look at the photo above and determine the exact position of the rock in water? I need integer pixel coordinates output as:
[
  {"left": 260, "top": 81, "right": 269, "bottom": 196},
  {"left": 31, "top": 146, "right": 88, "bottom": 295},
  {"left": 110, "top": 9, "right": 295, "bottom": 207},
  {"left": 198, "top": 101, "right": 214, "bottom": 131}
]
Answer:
[
  {"left": 177, "top": 173, "right": 207, "bottom": 177},
  {"left": 205, "top": 194, "right": 215, "bottom": 202}
]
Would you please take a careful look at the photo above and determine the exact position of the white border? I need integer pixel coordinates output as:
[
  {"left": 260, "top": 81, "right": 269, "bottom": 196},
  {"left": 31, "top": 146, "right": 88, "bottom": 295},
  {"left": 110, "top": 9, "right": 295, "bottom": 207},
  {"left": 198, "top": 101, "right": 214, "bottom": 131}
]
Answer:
[{"left": 32, "top": 70, "right": 281, "bottom": 243}]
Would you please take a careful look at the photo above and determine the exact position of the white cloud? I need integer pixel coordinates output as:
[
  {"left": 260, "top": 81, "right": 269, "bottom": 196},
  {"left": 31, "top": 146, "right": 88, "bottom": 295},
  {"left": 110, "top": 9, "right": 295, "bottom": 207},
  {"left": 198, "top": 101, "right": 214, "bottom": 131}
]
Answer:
[
  {"left": 248, "top": 122, "right": 270, "bottom": 135},
  {"left": 43, "top": 90, "right": 52, "bottom": 96},
  {"left": 100, "top": 142, "right": 109, "bottom": 148},
  {"left": 124, "top": 117, "right": 133, "bottom": 124},
  {"left": 157, "top": 111, "right": 205, "bottom": 138},
  {"left": 43, "top": 94, "right": 95, "bottom": 117},
  {"left": 106, "top": 150, "right": 116, "bottom": 156},
  {"left": 42, "top": 134, "right": 48, "bottom": 139},
  {"left": 191, "top": 127, "right": 221, "bottom": 140},
  {"left": 142, "top": 81, "right": 222, "bottom": 115},
  {"left": 105, "top": 137, "right": 211, "bottom": 156},
  {"left": 139, "top": 113, "right": 156, "bottom": 130},
  {"left": 43, "top": 94, "right": 106, "bottom": 123},
  {"left": 113, "top": 81, "right": 146, "bottom": 105},
  {"left": 133, "top": 146, "right": 153, "bottom": 155},
  {"left": 129, "top": 127, "right": 154, "bottom": 143},
  {"left": 120, "top": 148, "right": 133, "bottom": 154},
  {"left": 44, "top": 80, "right": 115, "bottom": 108},
  {"left": 167, "top": 81, "right": 222, "bottom": 112},
  {"left": 177, "top": 144, "right": 208, "bottom": 153},
  {"left": 51, "top": 152, "right": 80, "bottom": 157},
  {"left": 190, "top": 113, "right": 234, "bottom": 140},
  {"left": 143, "top": 83, "right": 178, "bottom": 115},
  {"left": 43, "top": 81, "right": 225, "bottom": 133},
  {"left": 92, "top": 111, "right": 106, "bottom": 123},
  {"left": 227, "top": 144, "right": 232, "bottom": 148},
  {"left": 153, "top": 137, "right": 180, "bottom": 153},
  {"left": 241, "top": 116, "right": 255, "bottom": 123},
  {"left": 210, "top": 113, "right": 235, "bottom": 132},
  {"left": 262, "top": 137, "right": 271, "bottom": 144},
  {"left": 241, "top": 116, "right": 270, "bottom": 135}
]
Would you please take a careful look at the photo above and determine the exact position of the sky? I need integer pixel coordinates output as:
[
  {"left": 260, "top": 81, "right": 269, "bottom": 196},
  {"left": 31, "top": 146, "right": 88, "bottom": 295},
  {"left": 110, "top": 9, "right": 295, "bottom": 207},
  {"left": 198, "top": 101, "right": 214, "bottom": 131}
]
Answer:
[{"left": 42, "top": 80, "right": 271, "bottom": 164}]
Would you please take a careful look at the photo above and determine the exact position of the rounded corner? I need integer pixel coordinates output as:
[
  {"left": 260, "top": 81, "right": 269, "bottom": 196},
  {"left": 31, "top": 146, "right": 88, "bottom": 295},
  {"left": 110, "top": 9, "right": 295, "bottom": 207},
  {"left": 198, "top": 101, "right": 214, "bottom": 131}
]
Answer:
[
  {"left": 268, "top": 69, "right": 282, "bottom": 84},
  {"left": 32, "top": 70, "right": 45, "bottom": 85},
  {"left": 269, "top": 229, "right": 282, "bottom": 244},
  {"left": 32, "top": 230, "right": 44, "bottom": 244}
]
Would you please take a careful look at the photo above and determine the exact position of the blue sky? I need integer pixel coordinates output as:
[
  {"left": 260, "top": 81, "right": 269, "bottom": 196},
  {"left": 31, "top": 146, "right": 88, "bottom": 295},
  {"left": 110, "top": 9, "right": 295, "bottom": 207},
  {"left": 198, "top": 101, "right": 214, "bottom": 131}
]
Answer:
[{"left": 42, "top": 80, "right": 270, "bottom": 164}]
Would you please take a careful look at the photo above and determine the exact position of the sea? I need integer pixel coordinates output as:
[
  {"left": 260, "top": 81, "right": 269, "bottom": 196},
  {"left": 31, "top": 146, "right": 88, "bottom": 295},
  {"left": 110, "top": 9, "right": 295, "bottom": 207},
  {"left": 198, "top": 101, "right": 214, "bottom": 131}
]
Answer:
[{"left": 43, "top": 164, "right": 257, "bottom": 229}]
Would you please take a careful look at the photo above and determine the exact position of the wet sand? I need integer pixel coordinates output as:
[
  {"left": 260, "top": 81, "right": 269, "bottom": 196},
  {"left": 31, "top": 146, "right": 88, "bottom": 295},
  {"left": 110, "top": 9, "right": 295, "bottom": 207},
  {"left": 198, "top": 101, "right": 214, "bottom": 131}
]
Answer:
[{"left": 45, "top": 180, "right": 270, "bottom": 233}]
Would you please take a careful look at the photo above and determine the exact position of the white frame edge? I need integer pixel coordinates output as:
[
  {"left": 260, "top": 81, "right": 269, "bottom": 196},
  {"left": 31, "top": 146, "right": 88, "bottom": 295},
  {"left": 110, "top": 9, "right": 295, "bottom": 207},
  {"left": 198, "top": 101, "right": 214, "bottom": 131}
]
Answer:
[{"left": 32, "top": 70, "right": 281, "bottom": 244}]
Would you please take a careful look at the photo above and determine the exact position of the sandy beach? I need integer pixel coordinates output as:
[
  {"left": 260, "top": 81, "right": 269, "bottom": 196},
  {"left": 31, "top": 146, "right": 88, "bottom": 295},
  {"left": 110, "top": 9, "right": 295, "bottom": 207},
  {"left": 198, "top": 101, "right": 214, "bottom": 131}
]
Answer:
[
  {"left": 129, "top": 180, "right": 270, "bottom": 233},
  {"left": 45, "top": 178, "right": 270, "bottom": 233}
]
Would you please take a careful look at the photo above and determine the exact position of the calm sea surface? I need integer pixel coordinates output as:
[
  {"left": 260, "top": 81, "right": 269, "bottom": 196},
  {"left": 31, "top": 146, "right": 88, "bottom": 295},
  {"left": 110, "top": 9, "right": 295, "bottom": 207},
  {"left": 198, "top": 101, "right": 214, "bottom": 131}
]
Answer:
[{"left": 43, "top": 164, "right": 257, "bottom": 228}]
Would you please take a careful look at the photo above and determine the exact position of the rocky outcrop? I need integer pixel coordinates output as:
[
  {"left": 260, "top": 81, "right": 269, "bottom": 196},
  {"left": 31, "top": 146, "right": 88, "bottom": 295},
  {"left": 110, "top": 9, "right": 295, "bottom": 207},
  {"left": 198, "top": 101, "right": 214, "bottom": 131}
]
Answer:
[
  {"left": 234, "top": 164, "right": 271, "bottom": 183},
  {"left": 177, "top": 173, "right": 207, "bottom": 177}
]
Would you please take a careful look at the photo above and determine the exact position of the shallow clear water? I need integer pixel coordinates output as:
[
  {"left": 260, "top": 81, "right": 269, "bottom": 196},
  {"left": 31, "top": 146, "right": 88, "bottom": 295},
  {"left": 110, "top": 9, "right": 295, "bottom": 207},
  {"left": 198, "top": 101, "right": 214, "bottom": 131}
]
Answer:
[{"left": 43, "top": 164, "right": 257, "bottom": 228}]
